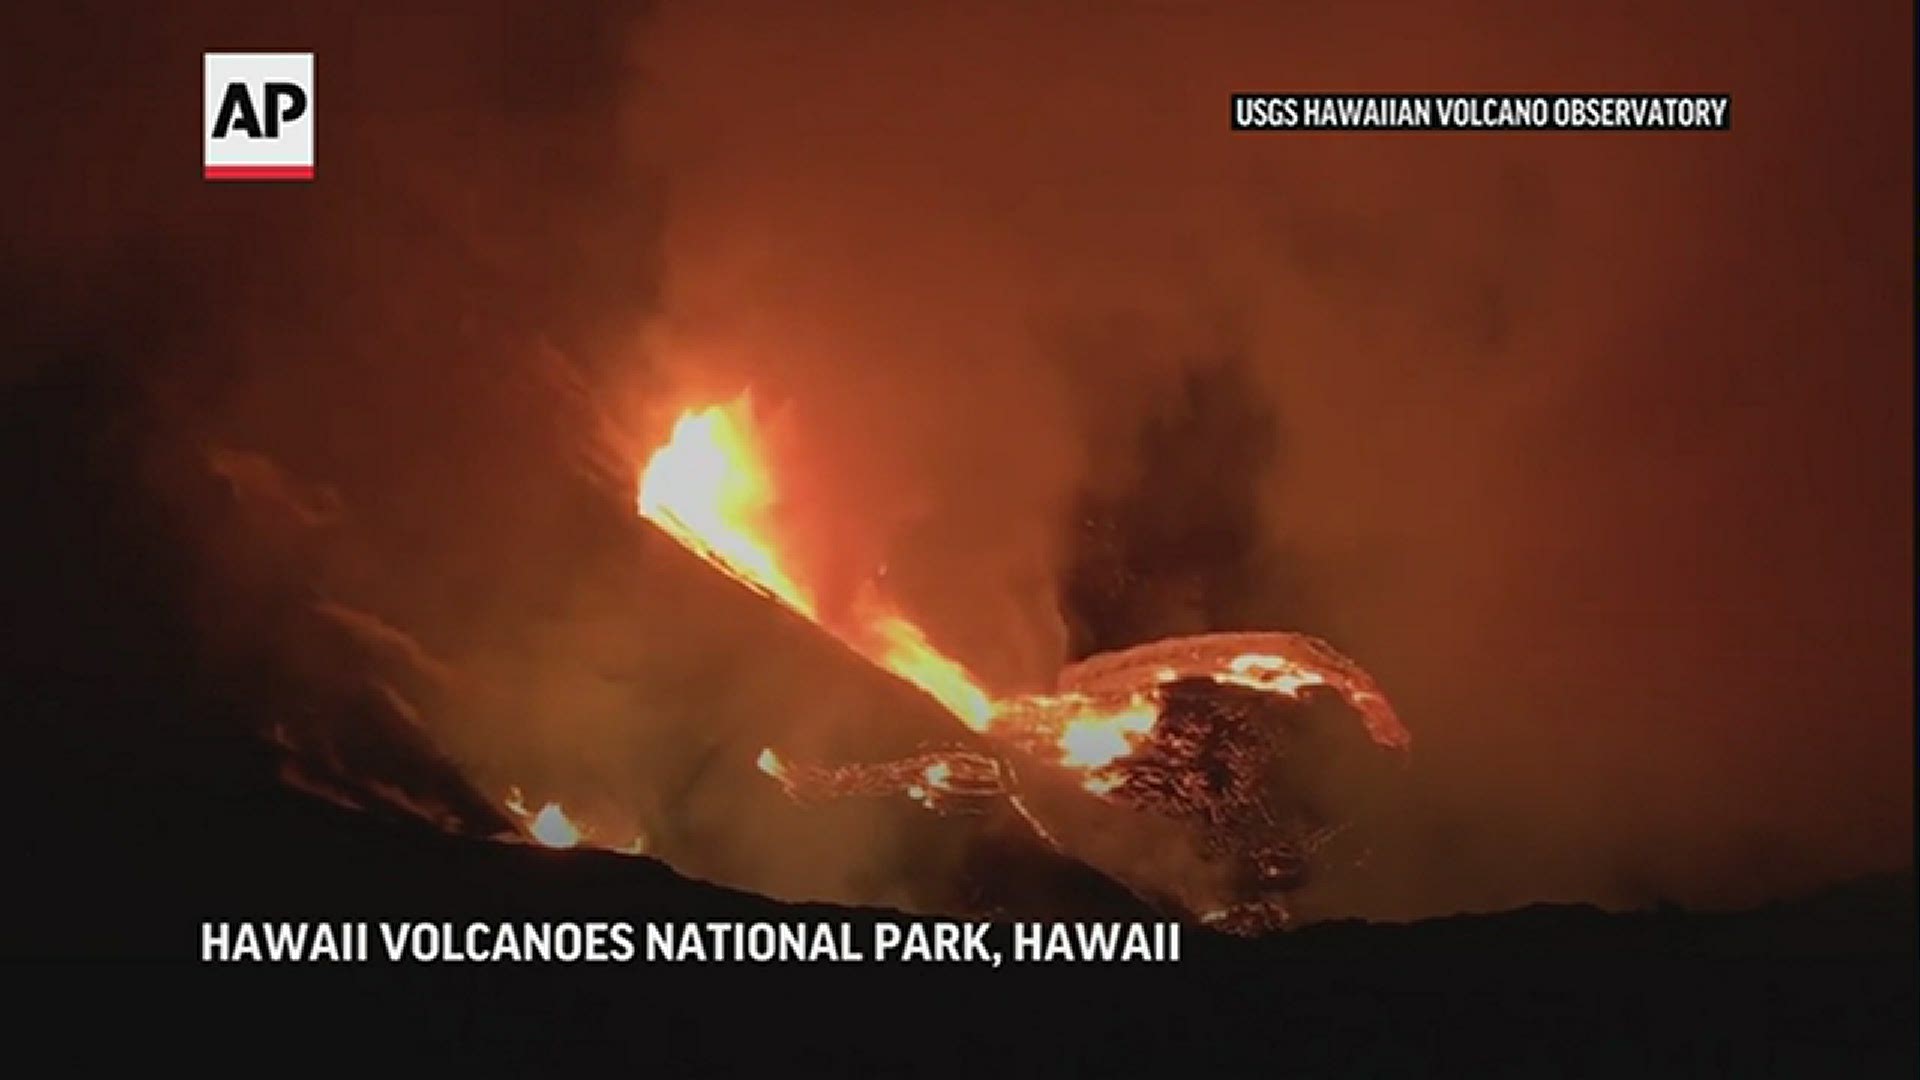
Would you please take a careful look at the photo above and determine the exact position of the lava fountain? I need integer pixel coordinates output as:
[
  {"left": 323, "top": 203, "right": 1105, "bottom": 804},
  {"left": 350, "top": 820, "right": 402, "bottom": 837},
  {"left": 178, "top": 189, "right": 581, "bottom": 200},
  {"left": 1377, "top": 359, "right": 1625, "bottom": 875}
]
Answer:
[{"left": 633, "top": 391, "right": 1410, "bottom": 930}]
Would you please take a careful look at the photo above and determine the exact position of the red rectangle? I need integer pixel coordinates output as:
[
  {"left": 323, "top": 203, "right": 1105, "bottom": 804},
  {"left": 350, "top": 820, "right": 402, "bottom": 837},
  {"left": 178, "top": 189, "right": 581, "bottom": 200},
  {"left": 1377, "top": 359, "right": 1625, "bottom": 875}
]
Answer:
[{"left": 203, "top": 165, "right": 314, "bottom": 181}]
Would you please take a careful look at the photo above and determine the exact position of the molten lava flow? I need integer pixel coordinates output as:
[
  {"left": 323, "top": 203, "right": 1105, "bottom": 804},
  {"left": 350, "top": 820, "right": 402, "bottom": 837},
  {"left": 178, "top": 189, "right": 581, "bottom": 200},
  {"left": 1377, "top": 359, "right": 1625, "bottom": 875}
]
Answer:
[
  {"left": 1055, "top": 632, "right": 1410, "bottom": 753},
  {"left": 759, "top": 746, "right": 1009, "bottom": 813},
  {"left": 863, "top": 612, "right": 995, "bottom": 730},
  {"left": 633, "top": 392, "right": 1410, "bottom": 932},
  {"left": 1056, "top": 697, "right": 1159, "bottom": 769},
  {"left": 504, "top": 787, "right": 584, "bottom": 849},
  {"left": 637, "top": 394, "right": 1000, "bottom": 733},
  {"left": 635, "top": 395, "right": 1410, "bottom": 805},
  {"left": 637, "top": 395, "right": 816, "bottom": 618}
]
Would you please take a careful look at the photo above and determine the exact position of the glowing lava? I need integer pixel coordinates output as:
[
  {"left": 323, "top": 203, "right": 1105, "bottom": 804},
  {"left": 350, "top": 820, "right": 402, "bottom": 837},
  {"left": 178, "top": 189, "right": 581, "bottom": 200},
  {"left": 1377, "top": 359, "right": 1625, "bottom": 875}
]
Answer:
[
  {"left": 865, "top": 612, "right": 995, "bottom": 730},
  {"left": 637, "top": 395, "right": 815, "bottom": 617},
  {"left": 504, "top": 787, "right": 584, "bottom": 849},
  {"left": 635, "top": 393, "right": 1408, "bottom": 799},
  {"left": 637, "top": 394, "right": 999, "bottom": 735}
]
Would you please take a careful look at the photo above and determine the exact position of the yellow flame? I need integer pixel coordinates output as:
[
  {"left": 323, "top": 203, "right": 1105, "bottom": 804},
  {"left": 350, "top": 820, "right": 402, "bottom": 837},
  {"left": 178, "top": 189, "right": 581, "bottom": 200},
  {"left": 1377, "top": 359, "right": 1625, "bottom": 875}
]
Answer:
[{"left": 638, "top": 395, "right": 816, "bottom": 617}]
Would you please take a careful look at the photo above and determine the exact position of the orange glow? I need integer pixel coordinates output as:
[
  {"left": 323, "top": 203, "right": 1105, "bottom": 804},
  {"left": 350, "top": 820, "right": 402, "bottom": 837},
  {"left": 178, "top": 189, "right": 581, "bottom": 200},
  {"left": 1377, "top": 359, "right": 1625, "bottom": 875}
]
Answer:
[
  {"left": 636, "top": 395, "right": 1003, "bottom": 734},
  {"left": 1056, "top": 696, "right": 1159, "bottom": 769},
  {"left": 636, "top": 396, "right": 1406, "bottom": 798},
  {"left": 1216, "top": 652, "right": 1330, "bottom": 697},
  {"left": 865, "top": 613, "right": 995, "bottom": 730},
  {"left": 504, "top": 787, "right": 584, "bottom": 849},
  {"left": 638, "top": 394, "right": 816, "bottom": 617}
]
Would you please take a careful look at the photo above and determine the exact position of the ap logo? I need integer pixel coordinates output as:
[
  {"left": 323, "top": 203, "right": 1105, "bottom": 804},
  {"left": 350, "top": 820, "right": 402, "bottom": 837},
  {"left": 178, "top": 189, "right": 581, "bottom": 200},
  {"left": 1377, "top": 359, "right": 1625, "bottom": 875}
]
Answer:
[{"left": 204, "top": 52, "right": 314, "bottom": 181}]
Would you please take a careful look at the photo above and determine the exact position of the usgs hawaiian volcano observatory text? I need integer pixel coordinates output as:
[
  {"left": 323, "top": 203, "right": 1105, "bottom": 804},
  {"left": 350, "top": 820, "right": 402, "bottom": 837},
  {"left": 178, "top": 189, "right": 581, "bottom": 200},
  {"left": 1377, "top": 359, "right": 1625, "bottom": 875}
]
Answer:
[{"left": 1231, "top": 93, "right": 1732, "bottom": 131}]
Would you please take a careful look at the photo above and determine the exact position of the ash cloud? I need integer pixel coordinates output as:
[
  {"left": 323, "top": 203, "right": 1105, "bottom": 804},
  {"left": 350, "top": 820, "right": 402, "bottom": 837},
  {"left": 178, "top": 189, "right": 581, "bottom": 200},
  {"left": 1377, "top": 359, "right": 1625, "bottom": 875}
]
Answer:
[{"left": 3, "top": 1, "right": 1910, "bottom": 923}]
